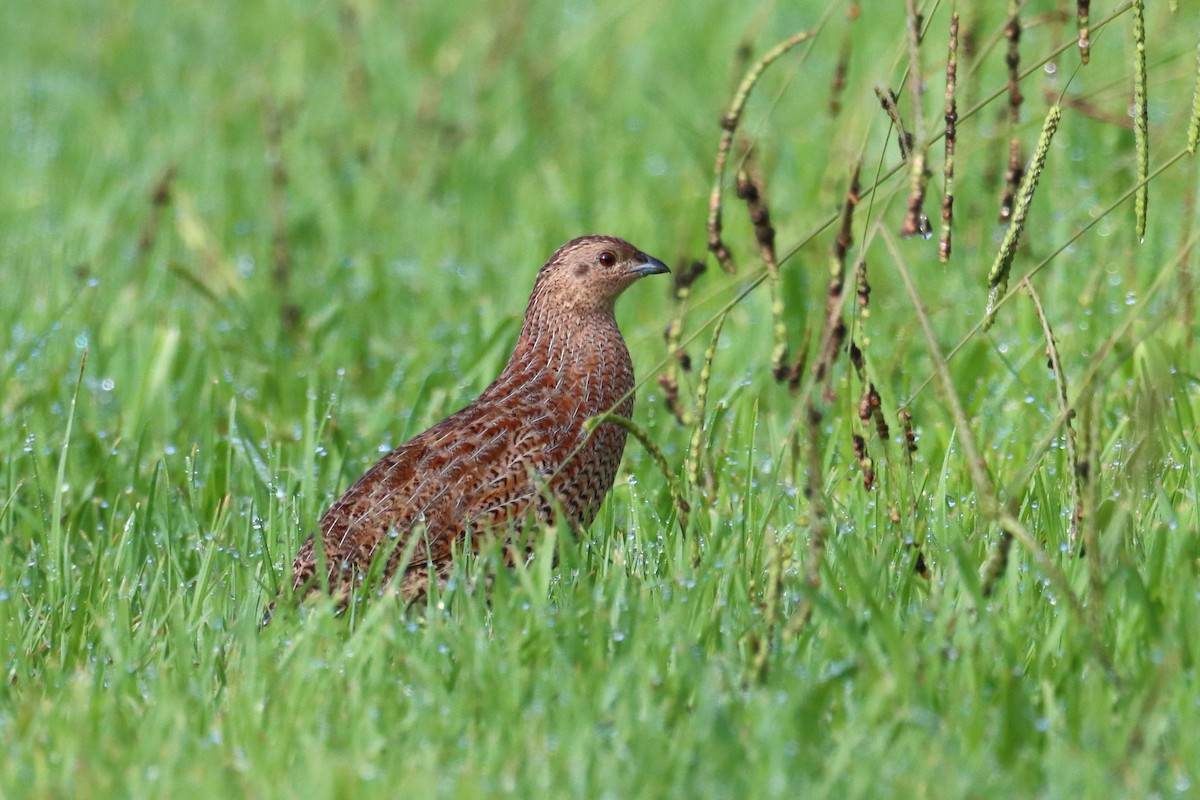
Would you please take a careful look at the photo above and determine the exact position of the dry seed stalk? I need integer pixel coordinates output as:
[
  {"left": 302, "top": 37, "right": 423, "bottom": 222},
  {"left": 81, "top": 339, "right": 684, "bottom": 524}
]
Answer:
[
  {"left": 265, "top": 101, "right": 300, "bottom": 331},
  {"left": 338, "top": 1, "right": 370, "bottom": 114},
  {"left": 665, "top": 317, "right": 690, "bottom": 372},
  {"left": 735, "top": 156, "right": 789, "bottom": 380},
  {"left": 901, "top": 0, "right": 931, "bottom": 239},
  {"left": 783, "top": 331, "right": 811, "bottom": 394},
  {"left": 658, "top": 259, "right": 706, "bottom": 426},
  {"left": 854, "top": 255, "right": 871, "bottom": 309},
  {"left": 803, "top": 399, "right": 829, "bottom": 590},
  {"left": 708, "top": 31, "right": 814, "bottom": 273},
  {"left": 660, "top": 314, "right": 691, "bottom": 425},
  {"left": 657, "top": 372, "right": 688, "bottom": 427},
  {"left": 875, "top": 87, "right": 914, "bottom": 163},
  {"left": 863, "top": 382, "right": 889, "bottom": 443},
  {"left": 1000, "top": 139, "right": 1025, "bottom": 223},
  {"left": 813, "top": 164, "right": 862, "bottom": 401},
  {"left": 1132, "top": 0, "right": 1149, "bottom": 241},
  {"left": 921, "top": 150, "right": 1192, "bottom": 407},
  {"left": 851, "top": 434, "right": 874, "bottom": 492},
  {"left": 985, "top": 105, "right": 1062, "bottom": 331},
  {"left": 899, "top": 406, "right": 918, "bottom": 468},
  {"left": 978, "top": 529, "right": 1016, "bottom": 597},
  {"left": 1077, "top": 0, "right": 1091, "bottom": 64},
  {"left": 136, "top": 165, "right": 177, "bottom": 258},
  {"left": 848, "top": 341, "right": 888, "bottom": 491},
  {"left": 830, "top": 36, "right": 851, "bottom": 117},
  {"left": 669, "top": 259, "right": 707, "bottom": 373},
  {"left": 940, "top": 13, "right": 960, "bottom": 261},
  {"left": 999, "top": 8, "right": 1024, "bottom": 223}
]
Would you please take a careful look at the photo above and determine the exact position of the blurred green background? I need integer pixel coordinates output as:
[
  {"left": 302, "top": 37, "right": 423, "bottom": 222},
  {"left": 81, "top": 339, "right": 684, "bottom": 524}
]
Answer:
[{"left": 2, "top": 1, "right": 1199, "bottom": 797}]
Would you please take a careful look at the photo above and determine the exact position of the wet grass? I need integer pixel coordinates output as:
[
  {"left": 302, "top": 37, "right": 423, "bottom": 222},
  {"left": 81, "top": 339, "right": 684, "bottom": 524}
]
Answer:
[{"left": 2, "top": 1, "right": 1199, "bottom": 797}]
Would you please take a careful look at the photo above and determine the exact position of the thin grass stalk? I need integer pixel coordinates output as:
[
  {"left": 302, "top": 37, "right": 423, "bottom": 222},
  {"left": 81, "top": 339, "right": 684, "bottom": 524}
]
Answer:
[
  {"left": 940, "top": 12, "right": 960, "bottom": 261},
  {"left": 686, "top": 313, "right": 728, "bottom": 498},
  {"left": 998, "top": 229, "right": 1200, "bottom": 531},
  {"left": 50, "top": 350, "right": 88, "bottom": 618},
  {"left": 985, "top": 104, "right": 1061, "bottom": 330},
  {"left": 880, "top": 226, "right": 1115, "bottom": 681},
  {"left": 1021, "top": 279, "right": 1082, "bottom": 545},
  {"left": 585, "top": 413, "right": 690, "bottom": 531},
  {"left": 1189, "top": 43, "right": 1200, "bottom": 155},
  {"left": 874, "top": 87, "right": 913, "bottom": 163},
  {"left": 1077, "top": 388, "right": 1101, "bottom": 581},
  {"left": 136, "top": 166, "right": 176, "bottom": 259},
  {"left": 774, "top": 2, "right": 1134, "bottom": 272},
  {"left": 750, "top": 525, "right": 784, "bottom": 682},
  {"left": 1132, "top": 0, "right": 1149, "bottom": 241},
  {"left": 913, "top": 148, "right": 1190, "bottom": 402},
  {"left": 707, "top": 31, "right": 814, "bottom": 273},
  {"left": 801, "top": 397, "right": 829, "bottom": 595}
]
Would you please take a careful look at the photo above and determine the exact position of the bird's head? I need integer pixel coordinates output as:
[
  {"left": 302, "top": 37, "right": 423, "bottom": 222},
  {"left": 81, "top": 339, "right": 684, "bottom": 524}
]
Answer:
[{"left": 528, "top": 235, "right": 669, "bottom": 316}]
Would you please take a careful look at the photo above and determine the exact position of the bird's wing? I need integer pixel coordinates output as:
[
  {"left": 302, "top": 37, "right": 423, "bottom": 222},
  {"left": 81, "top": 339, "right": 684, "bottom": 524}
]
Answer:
[{"left": 290, "top": 410, "right": 470, "bottom": 594}]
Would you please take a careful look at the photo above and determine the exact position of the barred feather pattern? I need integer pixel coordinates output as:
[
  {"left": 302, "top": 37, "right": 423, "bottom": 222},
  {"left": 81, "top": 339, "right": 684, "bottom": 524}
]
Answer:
[{"left": 285, "top": 236, "right": 668, "bottom": 608}]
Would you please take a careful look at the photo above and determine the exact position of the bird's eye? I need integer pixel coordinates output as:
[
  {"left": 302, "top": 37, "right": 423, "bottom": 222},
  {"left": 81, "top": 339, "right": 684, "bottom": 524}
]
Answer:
[{"left": 598, "top": 251, "right": 616, "bottom": 267}]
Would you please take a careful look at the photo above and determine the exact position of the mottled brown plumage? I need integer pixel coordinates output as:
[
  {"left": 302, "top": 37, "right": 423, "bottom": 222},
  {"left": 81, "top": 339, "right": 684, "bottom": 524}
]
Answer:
[{"left": 286, "top": 235, "right": 668, "bottom": 610}]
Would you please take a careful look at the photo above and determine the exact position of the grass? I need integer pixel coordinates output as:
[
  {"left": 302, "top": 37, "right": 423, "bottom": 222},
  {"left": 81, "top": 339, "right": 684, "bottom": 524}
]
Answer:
[{"left": 2, "top": 0, "right": 1199, "bottom": 796}]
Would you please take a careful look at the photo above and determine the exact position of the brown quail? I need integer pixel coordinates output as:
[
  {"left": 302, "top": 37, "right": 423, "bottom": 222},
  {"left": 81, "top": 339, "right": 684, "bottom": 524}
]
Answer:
[{"left": 281, "top": 235, "right": 668, "bottom": 614}]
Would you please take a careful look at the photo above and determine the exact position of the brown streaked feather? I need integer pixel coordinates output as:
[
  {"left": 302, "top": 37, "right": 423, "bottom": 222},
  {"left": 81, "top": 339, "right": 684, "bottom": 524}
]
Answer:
[{"left": 280, "top": 235, "right": 667, "bottom": 614}]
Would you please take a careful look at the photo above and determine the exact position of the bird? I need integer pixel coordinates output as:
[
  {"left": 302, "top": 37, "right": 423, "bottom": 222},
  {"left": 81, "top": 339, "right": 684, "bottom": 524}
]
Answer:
[{"left": 277, "top": 235, "right": 669, "bottom": 617}]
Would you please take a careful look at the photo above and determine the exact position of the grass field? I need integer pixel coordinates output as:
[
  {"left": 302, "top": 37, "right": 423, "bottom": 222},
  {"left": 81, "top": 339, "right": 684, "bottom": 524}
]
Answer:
[{"left": 3, "top": 0, "right": 1199, "bottom": 796}]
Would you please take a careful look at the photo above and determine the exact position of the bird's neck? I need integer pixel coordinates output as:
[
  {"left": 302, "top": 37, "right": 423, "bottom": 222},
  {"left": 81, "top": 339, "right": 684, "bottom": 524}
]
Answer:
[
  {"left": 497, "top": 298, "right": 633, "bottom": 411},
  {"left": 513, "top": 300, "right": 623, "bottom": 364}
]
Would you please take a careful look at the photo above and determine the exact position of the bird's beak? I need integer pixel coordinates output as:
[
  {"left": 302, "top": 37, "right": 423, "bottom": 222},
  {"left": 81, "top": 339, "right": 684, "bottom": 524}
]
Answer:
[{"left": 628, "top": 254, "right": 670, "bottom": 277}]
